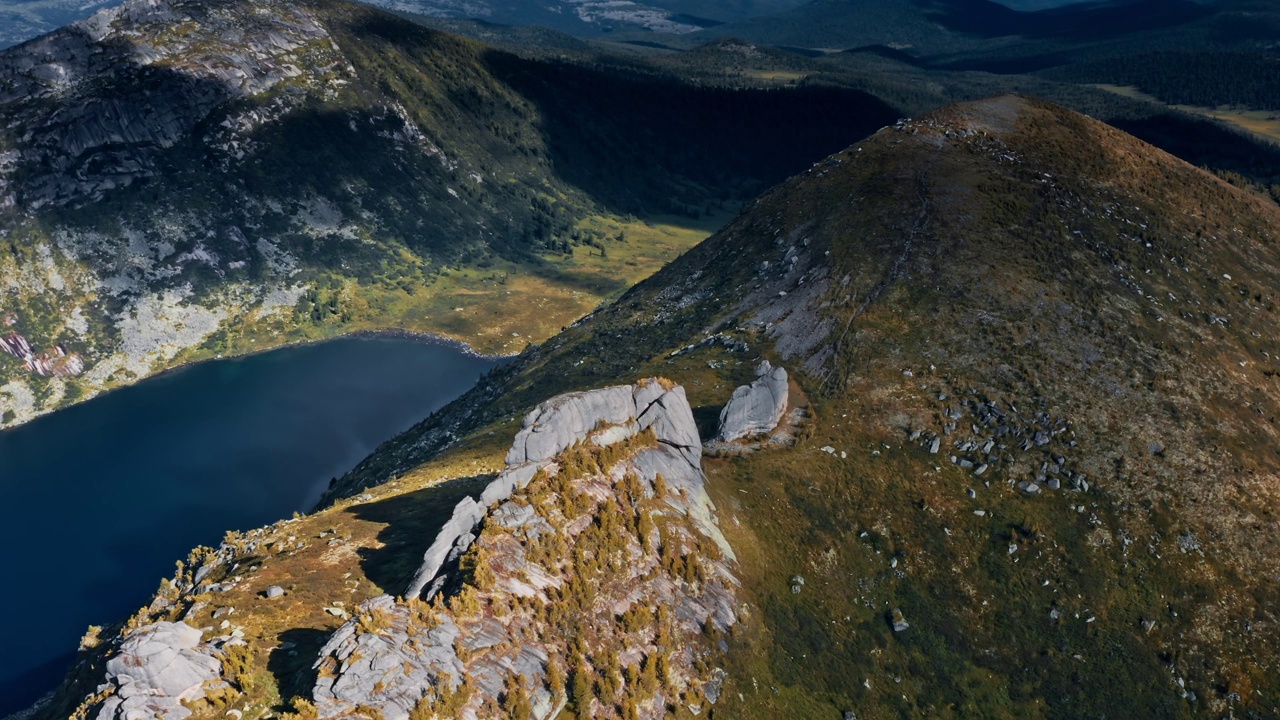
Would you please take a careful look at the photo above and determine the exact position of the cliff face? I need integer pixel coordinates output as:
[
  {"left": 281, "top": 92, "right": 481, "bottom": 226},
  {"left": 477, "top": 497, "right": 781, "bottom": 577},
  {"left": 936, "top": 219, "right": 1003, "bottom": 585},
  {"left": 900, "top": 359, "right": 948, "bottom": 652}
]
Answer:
[
  {"left": 0, "top": 0, "right": 338, "bottom": 211},
  {"left": 313, "top": 379, "right": 736, "bottom": 719}
]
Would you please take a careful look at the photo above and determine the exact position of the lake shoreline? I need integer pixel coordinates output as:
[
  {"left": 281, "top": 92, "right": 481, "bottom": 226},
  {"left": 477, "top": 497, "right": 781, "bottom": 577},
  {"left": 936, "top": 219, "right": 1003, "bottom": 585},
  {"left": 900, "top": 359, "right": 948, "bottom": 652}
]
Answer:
[
  {"left": 0, "top": 328, "right": 519, "bottom": 435},
  {"left": 0, "top": 336, "right": 498, "bottom": 715}
]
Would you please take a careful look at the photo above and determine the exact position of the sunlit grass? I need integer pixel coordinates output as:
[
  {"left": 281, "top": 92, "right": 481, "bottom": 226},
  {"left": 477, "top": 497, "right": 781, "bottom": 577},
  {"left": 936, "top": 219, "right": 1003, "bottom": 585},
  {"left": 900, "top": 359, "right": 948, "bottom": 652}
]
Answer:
[{"left": 1091, "top": 84, "right": 1280, "bottom": 144}]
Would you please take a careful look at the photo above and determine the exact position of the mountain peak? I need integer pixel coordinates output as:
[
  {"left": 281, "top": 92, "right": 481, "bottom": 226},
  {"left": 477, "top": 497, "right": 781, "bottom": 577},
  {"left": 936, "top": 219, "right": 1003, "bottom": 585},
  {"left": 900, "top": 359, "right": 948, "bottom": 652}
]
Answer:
[{"left": 331, "top": 94, "right": 1280, "bottom": 713}]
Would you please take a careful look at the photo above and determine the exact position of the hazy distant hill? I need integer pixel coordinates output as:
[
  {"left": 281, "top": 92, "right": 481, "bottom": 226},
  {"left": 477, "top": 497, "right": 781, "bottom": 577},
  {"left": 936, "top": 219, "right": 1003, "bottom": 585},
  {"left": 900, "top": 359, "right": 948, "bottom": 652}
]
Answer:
[
  {"left": 684, "top": 0, "right": 1275, "bottom": 67},
  {"left": 0, "top": 0, "right": 812, "bottom": 48}
]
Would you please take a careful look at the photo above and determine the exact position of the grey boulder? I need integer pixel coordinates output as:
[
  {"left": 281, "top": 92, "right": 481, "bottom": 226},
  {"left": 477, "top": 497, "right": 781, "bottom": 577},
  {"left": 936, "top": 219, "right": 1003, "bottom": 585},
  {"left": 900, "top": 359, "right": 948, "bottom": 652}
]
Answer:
[
  {"left": 94, "top": 621, "right": 223, "bottom": 720},
  {"left": 718, "top": 361, "right": 789, "bottom": 442},
  {"left": 409, "top": 378, "right": 706, "bottom": 600}
]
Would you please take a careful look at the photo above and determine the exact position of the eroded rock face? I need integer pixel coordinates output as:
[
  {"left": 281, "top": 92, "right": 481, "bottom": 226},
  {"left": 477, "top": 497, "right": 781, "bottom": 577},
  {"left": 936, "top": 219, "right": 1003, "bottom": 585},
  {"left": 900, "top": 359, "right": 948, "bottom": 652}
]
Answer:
[
  {"left": 406, "top": 379, "right": 705, "bottom": 600},
  {"left": 718, "top": 360, "right": 788, "bottom": 441},
  {"left": 93, "top": 621, "right": 223, "bottom": 720},
  {"left": 314, "top": 378, "right": 737, "bottom": 720},
  {"left": 313, "top": 596, "right": 466, "bottom": 719}
]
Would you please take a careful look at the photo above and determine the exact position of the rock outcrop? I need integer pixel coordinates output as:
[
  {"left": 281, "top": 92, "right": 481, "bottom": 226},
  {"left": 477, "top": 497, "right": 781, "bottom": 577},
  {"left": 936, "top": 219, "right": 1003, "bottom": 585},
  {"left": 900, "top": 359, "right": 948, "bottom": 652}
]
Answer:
[
  {"left": 404, "top": 378, "right": 711, "bottom": 600},
  {"left": 92, "top": 621, "right": 223, "bottom": 720},
  {"left": 717, "top": 360, "right": 789, "bottom": 441},
  {"left": 313, "top": 379, "right": 737, "bottom": 720}
]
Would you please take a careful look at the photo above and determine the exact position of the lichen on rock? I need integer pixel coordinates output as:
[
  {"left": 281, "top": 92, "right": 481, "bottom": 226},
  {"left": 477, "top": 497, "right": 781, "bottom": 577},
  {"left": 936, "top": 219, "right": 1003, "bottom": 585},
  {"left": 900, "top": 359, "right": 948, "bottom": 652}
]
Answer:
[{"left": 92, "top": 621, "right": 225, "bottom": 720}]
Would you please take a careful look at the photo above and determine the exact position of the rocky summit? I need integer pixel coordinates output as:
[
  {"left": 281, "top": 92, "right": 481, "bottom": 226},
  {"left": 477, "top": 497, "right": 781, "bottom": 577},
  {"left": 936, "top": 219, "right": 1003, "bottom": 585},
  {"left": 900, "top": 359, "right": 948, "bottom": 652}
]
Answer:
[{"left": 32, "top": 94, "right": 1280, "bottom": 719}]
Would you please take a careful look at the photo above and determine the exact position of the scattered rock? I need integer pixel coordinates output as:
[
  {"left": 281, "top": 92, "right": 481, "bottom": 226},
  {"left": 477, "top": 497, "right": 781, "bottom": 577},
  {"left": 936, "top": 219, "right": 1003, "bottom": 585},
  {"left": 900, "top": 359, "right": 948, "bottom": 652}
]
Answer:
[
  {"left": 264, "top": 586, "right": 285, "bottom": 599},
  {"left": 890, "top": 608, "right": 909, "bottom": 632}
]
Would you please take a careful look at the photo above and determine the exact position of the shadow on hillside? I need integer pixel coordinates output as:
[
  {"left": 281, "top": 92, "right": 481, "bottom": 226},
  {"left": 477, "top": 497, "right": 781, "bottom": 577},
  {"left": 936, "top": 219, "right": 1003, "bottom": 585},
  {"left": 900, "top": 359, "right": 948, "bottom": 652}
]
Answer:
[
  {"left": 11, "top": 25, "right": 236, "bottom": 216},
  {"left": 347, "top": 475, "right": 492, "bottom": 594},
  {"left": 693, "top": 404, "right": 723, "bottom": 441},
  {"left": 478, "top": 47, "right": 902, "bottom": 218},
  {"left": 520, "top": 256, "right": 632, "bottom": 296},
  {"left": 267, "top": 627, "right": 331, "bottom": 708},
  {"left": 1114, "top": 111, "right": 1280, "bottom": 186}
]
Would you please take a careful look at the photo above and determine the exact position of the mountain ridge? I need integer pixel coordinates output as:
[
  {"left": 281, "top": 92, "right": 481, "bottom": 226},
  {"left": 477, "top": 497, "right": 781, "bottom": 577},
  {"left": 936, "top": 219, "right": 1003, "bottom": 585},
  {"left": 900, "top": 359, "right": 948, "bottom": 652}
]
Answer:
[{"left": 33, "top": 93, "right": 1280, "bottom": 718}]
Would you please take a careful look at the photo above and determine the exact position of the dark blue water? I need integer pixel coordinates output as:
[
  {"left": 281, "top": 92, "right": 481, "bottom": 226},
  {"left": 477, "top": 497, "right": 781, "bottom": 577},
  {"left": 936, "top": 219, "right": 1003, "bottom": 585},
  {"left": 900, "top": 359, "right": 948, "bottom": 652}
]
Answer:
[{"left": 0, "top": 336, "right": 495, "bottom": 715}]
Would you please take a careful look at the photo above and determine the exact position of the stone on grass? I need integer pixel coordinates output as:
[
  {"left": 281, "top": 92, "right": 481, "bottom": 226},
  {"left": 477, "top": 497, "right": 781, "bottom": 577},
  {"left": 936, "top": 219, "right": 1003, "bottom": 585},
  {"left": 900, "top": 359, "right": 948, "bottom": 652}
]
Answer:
[
  {"left": 891, "top": 608, "right": 909, "bottom": 632},
  {"left": 718, "top": 361, "right": 789, "bottom": 441}
]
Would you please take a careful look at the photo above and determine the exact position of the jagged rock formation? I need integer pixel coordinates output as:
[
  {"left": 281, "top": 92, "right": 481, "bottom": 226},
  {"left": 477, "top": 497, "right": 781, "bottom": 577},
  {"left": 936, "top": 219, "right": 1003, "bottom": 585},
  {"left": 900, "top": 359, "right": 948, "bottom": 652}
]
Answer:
[
  {"left": 717, "top": 359, "right": 788, "bottom": 441},
  {"left": 313, "top": 379, "right": 736, "bottom": 719},
  {"left": 92, "top": 621, "right": 224, "bottom": 720},
  {"left": 402, "top": 379, "right": 718, "bottom": 600}
]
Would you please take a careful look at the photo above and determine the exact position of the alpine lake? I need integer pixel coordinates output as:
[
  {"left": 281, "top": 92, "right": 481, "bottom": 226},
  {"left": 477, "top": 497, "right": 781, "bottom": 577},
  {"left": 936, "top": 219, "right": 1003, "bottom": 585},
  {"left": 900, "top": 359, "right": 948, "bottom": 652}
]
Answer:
[{"left": 0, "top": 335, "right": 498, "bottom": 715}]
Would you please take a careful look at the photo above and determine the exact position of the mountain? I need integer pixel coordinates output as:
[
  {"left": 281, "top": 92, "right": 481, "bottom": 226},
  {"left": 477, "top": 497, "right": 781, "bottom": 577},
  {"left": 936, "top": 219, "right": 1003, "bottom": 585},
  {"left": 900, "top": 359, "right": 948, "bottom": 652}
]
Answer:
[
  {"left": 38, "top": 94, "right": 1280, "bottom": 719},
  {"left": 0, "top": 0, "right": 896, "bottom": 429},
  {"left": 361, "top": 0, "right": 809, "bottom": 36}
]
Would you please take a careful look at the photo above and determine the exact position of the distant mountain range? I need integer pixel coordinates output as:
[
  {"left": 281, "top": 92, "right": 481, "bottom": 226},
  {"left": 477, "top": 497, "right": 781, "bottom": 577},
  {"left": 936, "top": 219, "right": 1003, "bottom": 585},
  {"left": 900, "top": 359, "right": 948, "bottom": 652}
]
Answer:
[
  {"left": 0, "top": 0, "right": 800, "bottom": 47},
  {"left": 683, "top": 0, "right": 1274, "bottom": 60},
  {"left": 0, "top": 0, "right": 1187, "bottom": 48}
]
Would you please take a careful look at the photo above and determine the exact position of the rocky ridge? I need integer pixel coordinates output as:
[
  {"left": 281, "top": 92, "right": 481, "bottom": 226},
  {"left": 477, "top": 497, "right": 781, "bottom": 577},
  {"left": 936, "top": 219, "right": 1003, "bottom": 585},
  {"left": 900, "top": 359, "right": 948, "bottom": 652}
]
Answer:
[
  {"left": 326, "top": 95, "right": 1280, "bottom": 716},
  {"left": 313, "top": 378, "right": 736, "bottom": 719}
]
